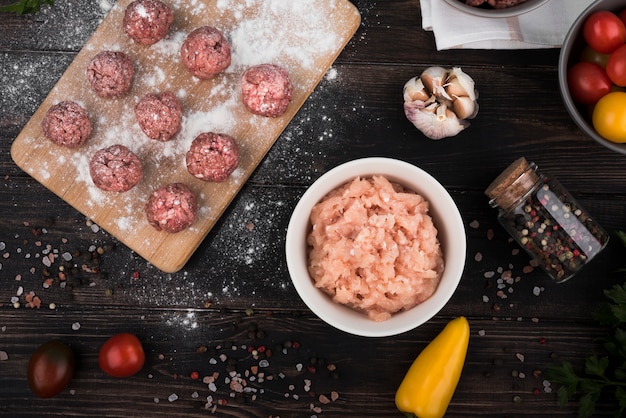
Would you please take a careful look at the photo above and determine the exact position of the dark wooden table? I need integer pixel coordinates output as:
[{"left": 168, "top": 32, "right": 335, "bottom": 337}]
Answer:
[{"left": 1, "top": 1, "right": 625, "bottom": 417}]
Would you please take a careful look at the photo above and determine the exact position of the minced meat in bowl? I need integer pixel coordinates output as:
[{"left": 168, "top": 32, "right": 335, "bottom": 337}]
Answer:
[
  {"left": 285, "top": 158, "right": 466, "bottom": 337},
  {"left": 308, "top": 175, "right": 445, "bottom": 322}
]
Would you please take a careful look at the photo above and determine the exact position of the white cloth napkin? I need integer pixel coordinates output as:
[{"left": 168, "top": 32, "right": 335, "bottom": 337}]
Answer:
[{"left": 421, "top": 0, "right": 594, "bottom": 50}]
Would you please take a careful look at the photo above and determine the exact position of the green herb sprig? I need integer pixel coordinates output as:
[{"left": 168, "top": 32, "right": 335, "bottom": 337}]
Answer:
[
  {"left": 547, "top": 231, "right": 626, "bottom": 418},
  {"left": 0, "top": 0, "right": 54, "bottom": 15}
]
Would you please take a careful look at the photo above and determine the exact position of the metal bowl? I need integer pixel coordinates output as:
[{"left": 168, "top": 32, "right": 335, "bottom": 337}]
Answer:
[
  {"left": 559, "top": 0, "right": 626, "bottom": 155},
  {"left": 443, "top": 0, "right": 550, "bottom": 18}
]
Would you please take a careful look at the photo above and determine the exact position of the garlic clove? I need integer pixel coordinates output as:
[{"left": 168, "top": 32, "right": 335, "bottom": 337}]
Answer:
[
  {"left": 445, "top": 67, "right": 476, "bottom": 101},
  {"left": 452, "top": 96, "right": 478, "bottom": 120},
  {"left": 420, "top": 66, "right": 449, "bottom": 98},
  {"left": 403, "top": 76, "right": 430, "bottom": 103}
]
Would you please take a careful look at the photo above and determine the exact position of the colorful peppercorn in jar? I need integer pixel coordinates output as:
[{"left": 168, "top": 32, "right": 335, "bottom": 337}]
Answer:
[{"left": 485, "top": 157, "right": 608, "bottom": 283}]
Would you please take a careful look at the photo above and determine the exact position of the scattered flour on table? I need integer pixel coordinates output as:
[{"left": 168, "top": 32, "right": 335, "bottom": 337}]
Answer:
[
  {"left": 163, "top": 309, "right": 199, "bottom": 330},
  {"left": 99, "top": 0, "right": 115, "bottom": 13}
]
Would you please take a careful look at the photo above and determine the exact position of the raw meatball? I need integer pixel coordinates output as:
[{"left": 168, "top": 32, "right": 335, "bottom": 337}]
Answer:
[
  {"left": 180, "top": 26, "right": 231, "bottom": 79},
  {"left": 123, "top": 0, "right": 174, "bottom": 45},
  {"left": 186, "top": 132, "right": 239, "bottom": 182},
  {"left": 241, "top": 64, "right": 293, "bottom": 117},
  {"left": 146, "top": 183, "right": 197, "bottom": 233},
  {"left": 87, "top": 51, "right": 134, "bottom": 99},
  {"left": 135, "top": 91, "right": 182, "bottom": 141},
  {"left": 41, "top": 101, "right": 92, "bottom": 148},
  {"left": 89, "top": 145, "right": 143, "bottom": 192}
]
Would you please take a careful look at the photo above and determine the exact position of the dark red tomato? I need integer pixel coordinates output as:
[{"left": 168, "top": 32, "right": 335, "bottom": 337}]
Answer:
[
  {"left": 607, "top": 44, "right": 626, "bottom": 86},
  {"left": 567, "top": 61, "right": 613, "bottom": 105},
  {"left": 583, "top": 10, "right": 626, "bottom": 54},
  {"left": 27, "top": 341, "right": 75, "bottom": 398},
  {"left": 98, "top": 333, "right": 145, "bottom": 378},
  {"left": 580, "top": 45, "right": 610, "bottom": 68}
]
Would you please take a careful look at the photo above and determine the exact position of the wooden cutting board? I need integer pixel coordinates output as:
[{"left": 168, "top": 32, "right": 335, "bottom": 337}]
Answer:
[{"left": 11, "top": 0, "right": 360, "bottom": 273}]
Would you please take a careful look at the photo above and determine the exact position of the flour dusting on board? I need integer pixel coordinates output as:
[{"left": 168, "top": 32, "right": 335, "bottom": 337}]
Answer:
[
  {"left": 11, "top": 0, "right": 360, "bottom": 272},
  {"left": 219, "top": 0, "right": 341, "bottom": 70}
]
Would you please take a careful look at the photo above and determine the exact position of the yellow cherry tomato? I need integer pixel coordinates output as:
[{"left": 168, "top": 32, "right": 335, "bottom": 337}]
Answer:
[{"left": 592, "top": 91, "right": 626, "bottom": 143}]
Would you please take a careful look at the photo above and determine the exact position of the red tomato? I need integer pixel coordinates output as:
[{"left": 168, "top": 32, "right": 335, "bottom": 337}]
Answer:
[
  {"left": 583, "top": 11, "right": 626, "bottom": 54},
  {"left": 607, "top": 44, "right": 626, "bottom": 86},
  {"left": 567, "top": 61, "right": 613, "bottom": 105},
  {"left": 27, "top": 341, "right": 75, "bottom": 398},
  {"left": 98, "top": 333, "right": 145, "bottom": 378}
]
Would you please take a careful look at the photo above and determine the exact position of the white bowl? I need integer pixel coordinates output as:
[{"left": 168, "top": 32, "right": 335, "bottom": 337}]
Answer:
[
  {"left": 443, "top": 0, "right": 550, "bottom": 18},
  {"left": 285, "top": 158, "right": 466, "bottom": 337}
]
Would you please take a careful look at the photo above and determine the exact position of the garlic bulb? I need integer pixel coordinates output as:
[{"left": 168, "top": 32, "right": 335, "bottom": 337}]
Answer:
[{"left": 403, "top": 67, "right": 478, "bottom": 140}]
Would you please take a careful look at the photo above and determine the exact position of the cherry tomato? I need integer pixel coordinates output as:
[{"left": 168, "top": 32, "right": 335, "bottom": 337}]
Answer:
[
  {"left": 583, "top": 10, "right": 626, "bottom": 54},
  {"left": 579, "top": 45, "right": 610, "bottom": 68},
  {"left": 27, "top": 341, "right": 75, "bottom": 398},
  {"left": 593, "top": 91, "right": 626, "bottom": 143},
  {"left": 98, "top": 333, "right": 145, "bottom": 378},
  {"left": 607, "top": 44, "right": 626, "bottom": 86},
  {"left": 567, "top": 61, "right": 613, "bottom": 105}
]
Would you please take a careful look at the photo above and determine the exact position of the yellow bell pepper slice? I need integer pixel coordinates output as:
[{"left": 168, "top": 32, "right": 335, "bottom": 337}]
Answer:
[{"left": 395, "top": 316, "right": 470, "bottom": 418}]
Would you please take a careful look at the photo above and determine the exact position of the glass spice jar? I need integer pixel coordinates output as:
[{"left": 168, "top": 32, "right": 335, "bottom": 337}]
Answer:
[{"left": 485, "top": 157, "right": 609, "bottom": 283}]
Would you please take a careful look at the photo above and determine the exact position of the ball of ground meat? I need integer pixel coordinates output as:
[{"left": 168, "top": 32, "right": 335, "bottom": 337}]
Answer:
[
  {"left": 180, "top": 26, "right": 231, "bottom": 79},
  {"left": 146, "top": 183, "right": 198, "bottom": 233},
  {"left": 87, "top": 51, "right": 134, "bottom": 99},
  {"left": 123, "top": 0, "right": 174, "bottom": 45},
  {"left": 241, "top": 64, "right": 293, "bottom": 117},
  {"left": 135, "top": 91, "right": 182, "bottom": 141},
  {"left": 186, "top": 132, "right": 239, "bottom": 182},
  {"left": 41, "top": 101, "right": 92, "bottom": 148},
  {"left": 89, "top": 145, "right": 143, "bottom": 192}
]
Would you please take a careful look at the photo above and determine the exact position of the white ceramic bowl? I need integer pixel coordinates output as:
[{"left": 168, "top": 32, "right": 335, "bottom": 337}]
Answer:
[
  {"left": 285, "top": 158, "right": 466, "bottom": 337},
  {"left": 559, "top": 0, "right": 626, "bottom": 155},
  {"left": 443, "top": 0, "right": 549, "bottom": 18}
]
